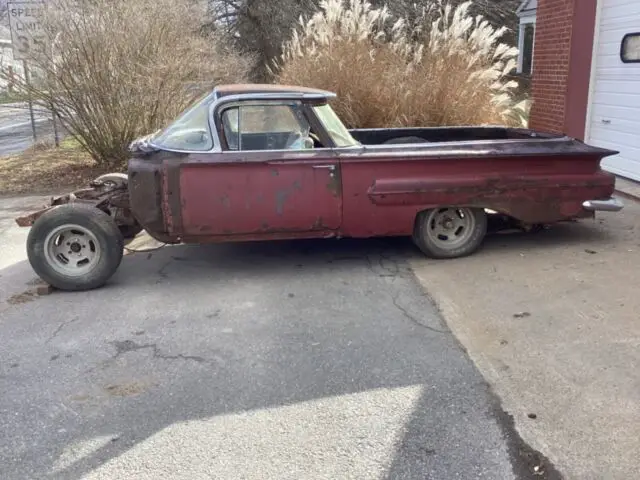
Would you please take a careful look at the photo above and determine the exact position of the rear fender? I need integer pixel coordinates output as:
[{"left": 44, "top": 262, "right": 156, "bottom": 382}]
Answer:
[{"left": 367, "top": 172, "right": 615, "bottom": 224}]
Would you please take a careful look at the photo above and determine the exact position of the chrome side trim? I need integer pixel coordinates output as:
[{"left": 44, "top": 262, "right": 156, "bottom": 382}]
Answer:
[{"left": 582, "top": 197, "right": 624, "bottom": 212}]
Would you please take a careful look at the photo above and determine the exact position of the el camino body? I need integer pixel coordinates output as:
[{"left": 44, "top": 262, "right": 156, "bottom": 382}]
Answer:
[{"left": 17, "top": 84, "right": 623, "bottom": 290}]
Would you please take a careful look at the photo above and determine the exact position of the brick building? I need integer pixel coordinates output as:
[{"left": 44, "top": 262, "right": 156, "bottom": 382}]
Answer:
[{"left": 522, "top": 0, "right": 640, "bottom": 181}]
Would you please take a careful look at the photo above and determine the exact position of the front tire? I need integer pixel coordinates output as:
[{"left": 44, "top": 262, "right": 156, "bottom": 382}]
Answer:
[
  {"left": 27, "top": 204, "right": 124, "bottom": 291},
  {"left": 413, "top": 207, "right": 487, "bottom": 259}
]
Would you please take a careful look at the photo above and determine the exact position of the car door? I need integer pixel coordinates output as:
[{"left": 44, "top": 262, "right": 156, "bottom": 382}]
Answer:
[{"left": 179, "top": 100, "right": 342, "bottom": 237}]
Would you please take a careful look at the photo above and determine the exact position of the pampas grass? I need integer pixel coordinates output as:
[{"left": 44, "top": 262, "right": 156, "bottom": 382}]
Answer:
[{"left": 273, "top": 0, "right": 523, "bottom": 128}]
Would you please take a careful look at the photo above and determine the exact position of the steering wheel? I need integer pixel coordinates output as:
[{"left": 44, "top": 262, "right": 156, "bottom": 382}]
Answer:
[
  {"left": 309, "top": 132, "right": 321, "bottom": 145},
  {"left": 284, "top": 131, "right": 316, "bottom": 150}
]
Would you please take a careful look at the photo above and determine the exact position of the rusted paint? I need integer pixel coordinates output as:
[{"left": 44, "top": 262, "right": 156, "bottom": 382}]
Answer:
[
  {"left": 160, "top": 164, "right": 174, "bottom": 235},
  {"left": 127, "top": 155, "right": 169, "bottom": 239},
  {"left": 180, "top": 229, "right": 338, "bottom": 244},
  {"left": 15, "top": 176, "right": 136, "bottom": 228},
  {"left": 16, "top": 208, "right": 52, "bottom": 227},
  {"left": 21, "top": 89, "right": 619, "bottom": 251},
  {"left": 178, "top": 155, "right": 341, "bottom": 236},
  {"left": 19, "top": 143, "right": 618, "bottom": 245},
  {"left": 215, "top": 84, "right": 331, "bottom": 97},
  {"left": 123, "top": 133, "right": 617, "bottom": 242},
  {"left": 275, "top": 180, "right": 303, "bottom": 216},
  {"left": 338, "top": 151, "right": 616, "bottom": 237},
  {"left": 326, "top": 164, "right": 341, "bottom": 198}
]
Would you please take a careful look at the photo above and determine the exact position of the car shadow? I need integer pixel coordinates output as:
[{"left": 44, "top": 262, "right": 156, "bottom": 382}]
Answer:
[
  {"left": 112, "top": 220, "right": 617, "bottom": 289},
  {"left": 483, "top": 220, "right": 614, "bottom": 252}
]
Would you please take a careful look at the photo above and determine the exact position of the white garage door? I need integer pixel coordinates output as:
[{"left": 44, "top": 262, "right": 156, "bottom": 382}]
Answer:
[{"left": 587, "top": 0, "right": 640, "bottom": 182}]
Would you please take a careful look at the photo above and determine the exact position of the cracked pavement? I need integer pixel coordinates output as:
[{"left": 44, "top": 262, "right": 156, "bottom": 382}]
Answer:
[{"left": 0, "top": 233, "right": 558, "bottom": 479}]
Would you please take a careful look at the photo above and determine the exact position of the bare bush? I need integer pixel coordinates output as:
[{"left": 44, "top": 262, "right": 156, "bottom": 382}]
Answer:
[
  {"left": 207, "top": 0, "right": 321, "bottom": 78},
  {"left": 274, "top": 0, "right": 522, "bottom": 128},
  {"left": 1, "top": 0, "right": 253, "bottom": 167}
]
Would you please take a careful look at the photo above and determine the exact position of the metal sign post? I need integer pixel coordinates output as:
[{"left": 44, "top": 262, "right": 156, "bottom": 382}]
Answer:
[{"left": 22, "top": 59, "right": 37, "bottom": 142}]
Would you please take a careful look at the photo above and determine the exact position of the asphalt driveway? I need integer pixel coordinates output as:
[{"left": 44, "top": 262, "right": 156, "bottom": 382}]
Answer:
[
  {"left": 0, "top": 103, "right": 56, "bottom": 156},
  {"left": 411, "top": 198, "right": 640, "bottom": 480},
  {"left": 0, "top": 205, "right": 554, "bottom": 480}
]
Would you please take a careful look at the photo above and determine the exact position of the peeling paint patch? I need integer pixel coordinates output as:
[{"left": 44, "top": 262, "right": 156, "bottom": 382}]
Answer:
[{"left": 275, "top": 181, "right": 303, "bottom": 216}]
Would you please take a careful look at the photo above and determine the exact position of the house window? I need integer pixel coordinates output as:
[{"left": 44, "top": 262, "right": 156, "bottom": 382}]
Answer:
[
  {"left": 621, "top": 33, "right": 640, "bottom": 63},
  {"left": 516, "top": 0, "right": 537, "bottom": 75},
  {"left": 521, "top": 24, "right": 536, "bottom": 75}
]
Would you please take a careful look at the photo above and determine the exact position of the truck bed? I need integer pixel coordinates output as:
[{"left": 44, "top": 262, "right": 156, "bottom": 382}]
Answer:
[{"left": 349, "top": 126, "right": 560, "bottom": 145}]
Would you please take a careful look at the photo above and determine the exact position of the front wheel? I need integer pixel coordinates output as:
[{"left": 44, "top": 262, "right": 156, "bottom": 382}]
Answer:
[
  {"left": 27, "top": 204, "right": 124, "bottom": 291},
  {"left": 413, "top": 207, "right": 487, "bottom": 259}
]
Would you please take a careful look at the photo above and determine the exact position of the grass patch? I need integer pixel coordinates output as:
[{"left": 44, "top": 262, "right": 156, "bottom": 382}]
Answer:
[
  {"left": 0, "top": 140, "right": 115, "bottom": 195},
  {"left": 0, "top": 91, "right": 24, "bottom": 104}
]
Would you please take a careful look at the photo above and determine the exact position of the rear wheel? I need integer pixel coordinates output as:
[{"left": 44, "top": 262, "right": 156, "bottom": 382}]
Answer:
[
  {"left": 27, "top": 204, "right": 124, "bottom": 291},
  {"left": 413, "top": 207, "right": 487, "bottom": 259}
]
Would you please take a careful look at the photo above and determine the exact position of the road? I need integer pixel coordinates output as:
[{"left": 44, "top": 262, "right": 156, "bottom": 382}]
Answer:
[
  {"left": 0, "top": 198, "right": 557, "bottom": 479},
  {"left": 0, "top": 103, "right": 57, "bottom": 156}
]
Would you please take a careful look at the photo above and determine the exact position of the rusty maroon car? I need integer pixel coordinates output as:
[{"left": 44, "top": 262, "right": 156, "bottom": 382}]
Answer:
[{"left": 17, "top": 84, "right": 624, "bottom": 291}]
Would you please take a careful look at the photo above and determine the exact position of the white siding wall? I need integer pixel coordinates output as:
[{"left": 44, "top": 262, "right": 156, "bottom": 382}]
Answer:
[{"left": 587, "top": 0, "right": 640, "bottom": 181}]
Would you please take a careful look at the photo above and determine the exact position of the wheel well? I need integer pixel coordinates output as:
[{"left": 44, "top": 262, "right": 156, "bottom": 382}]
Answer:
[{"left": 412, "top": 206, "right": 523, "bottom": 234}]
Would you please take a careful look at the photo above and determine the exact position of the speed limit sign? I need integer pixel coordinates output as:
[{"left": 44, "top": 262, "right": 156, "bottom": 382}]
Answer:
[{"left": 8, "top": 2, "right": 46, "bottom": 60}]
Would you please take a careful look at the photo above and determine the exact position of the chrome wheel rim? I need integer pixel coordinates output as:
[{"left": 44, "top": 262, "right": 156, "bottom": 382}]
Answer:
[
  {"left": 425, "top": 207, "right": 476, "bottom": 250},
  {"left": 44, "top": 224, "right": 101, "bottom": 277}
]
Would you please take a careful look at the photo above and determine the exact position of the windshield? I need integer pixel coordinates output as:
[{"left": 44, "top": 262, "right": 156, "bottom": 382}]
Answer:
[
  {"left": 151, "top": 91, "right": 216, "bottom": 151},
  {"left": 313, "top": 103, "right": 359, "bottom": 148}
]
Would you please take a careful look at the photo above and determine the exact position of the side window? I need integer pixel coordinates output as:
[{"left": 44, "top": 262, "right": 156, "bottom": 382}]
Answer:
[
  {"left": 152, "top": 95, "right": 215, "bottom": 151},
  {"left": 621, "top": 33, "right": 640, "bottom": 63},
  {"left": 221, "top": 103, "right": 313, "bottom": 151},
  {"left": 222, "top": 108, "right": 239, "bottom": 150}
]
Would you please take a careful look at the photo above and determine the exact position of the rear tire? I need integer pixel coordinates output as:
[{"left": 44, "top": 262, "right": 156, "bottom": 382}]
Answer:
[
  {"left": 27, "top": 204, "right": 124, "bottom": 291},
  {"left": 413, "top": 207, "right": 487, "bottom": 259}
]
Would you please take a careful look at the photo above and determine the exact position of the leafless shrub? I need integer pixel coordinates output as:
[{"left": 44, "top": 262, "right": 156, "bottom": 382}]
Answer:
[
  {"left": 207, "top": 0, "right": 321, "bottom": 78},
  {"left": 274, "top": 0, "right": 521, "bottom": 128},
  {"left": 1, "top": 0, "right": 253, "bottom": 167}
]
